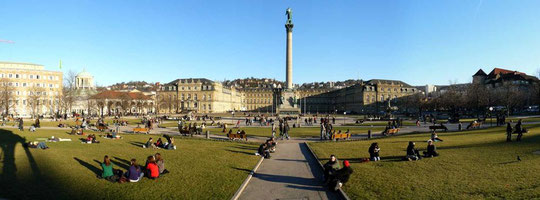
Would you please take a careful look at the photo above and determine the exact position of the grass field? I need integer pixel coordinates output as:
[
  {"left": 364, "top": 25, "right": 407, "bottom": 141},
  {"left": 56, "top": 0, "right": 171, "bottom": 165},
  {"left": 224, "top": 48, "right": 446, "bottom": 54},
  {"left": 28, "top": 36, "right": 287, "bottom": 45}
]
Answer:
[
  {"left": 0, "top": 128, "right": 260, "bottom": 200},
  {"left": 2, "top": 118, "right": 145, "bottom": 128},
  {"left": 205, "top": 126, "right": 385, "bottom": 138},
  {"left": 309, "top": 125, "right": 540, "bottom": 199}
]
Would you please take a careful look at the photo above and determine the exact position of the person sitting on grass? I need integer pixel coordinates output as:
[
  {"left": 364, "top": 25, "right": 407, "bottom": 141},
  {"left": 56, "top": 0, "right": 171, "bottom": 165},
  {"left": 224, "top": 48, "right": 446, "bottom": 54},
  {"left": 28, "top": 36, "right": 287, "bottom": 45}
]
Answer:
[
  {"left": 154, "top": 138, "right": 163, "bottom": 148},
  {"left": 143, "top": 137, "right": 157, "bottom": 149},
  {"left": 368, "top": 142, "right": 381, "bottom": 161},
  {"left": 29, "top": 125, "right": 36, "bottom": 132},
  {"left": 145, "top": 155, "right": 159, "bottom": 179},
  {"left": 126, "top": 158, "right": 144, "bottom": 182},
  {"left": 323, "top": 155, "right": 341, "bottom": 182},
  {"left": 328, "top": 160, "right": 353, "bottom": 192},
  {"left": 256, "top": 142, "right": 270, "bottom": 158},
  {"left": 101, "top": 155, "right": 118, "bottom": 182},
  {"left": 163, "top": 135, "right": 176, "bottom": 150},
  {"left": 406, "top": 141, "right": 422, "bottom": 161},
  {"left": 155, "top": 153, "right": 169, "bottom": 175},
  {"left": 423, "top": 140, "right": 439, "bottom": 157},
  {"left": 431, "top": 131, "right": 443, "bottom": 142}
]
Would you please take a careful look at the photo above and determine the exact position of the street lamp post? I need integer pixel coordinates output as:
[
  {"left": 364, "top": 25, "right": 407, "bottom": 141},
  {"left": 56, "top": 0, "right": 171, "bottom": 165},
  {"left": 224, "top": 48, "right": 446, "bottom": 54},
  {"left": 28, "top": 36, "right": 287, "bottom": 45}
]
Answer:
[{"left": 489, "top": 106, "right": 494, "bottom": 127}]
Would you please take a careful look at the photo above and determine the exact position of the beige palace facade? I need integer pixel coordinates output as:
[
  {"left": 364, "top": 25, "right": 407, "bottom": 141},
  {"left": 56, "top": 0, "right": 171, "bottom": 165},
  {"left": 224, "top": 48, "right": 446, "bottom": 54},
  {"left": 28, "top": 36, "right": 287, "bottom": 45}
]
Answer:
[{"left": 0, "top": 61, "right": 63, "bottom": 117}]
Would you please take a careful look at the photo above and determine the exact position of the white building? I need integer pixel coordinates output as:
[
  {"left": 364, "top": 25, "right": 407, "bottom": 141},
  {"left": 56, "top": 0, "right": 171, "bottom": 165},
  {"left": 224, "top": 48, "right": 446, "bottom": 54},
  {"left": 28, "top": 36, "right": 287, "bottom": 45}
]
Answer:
[{"left": 71, "top": 69, "right": 98, "bottom": 115}]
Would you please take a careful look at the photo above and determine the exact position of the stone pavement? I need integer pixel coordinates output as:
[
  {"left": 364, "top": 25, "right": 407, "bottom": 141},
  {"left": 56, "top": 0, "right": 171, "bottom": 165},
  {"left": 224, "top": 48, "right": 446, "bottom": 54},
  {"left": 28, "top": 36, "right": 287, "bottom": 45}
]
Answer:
[{"left": 238, "top": 142, "right": 341, "bottom": 200}]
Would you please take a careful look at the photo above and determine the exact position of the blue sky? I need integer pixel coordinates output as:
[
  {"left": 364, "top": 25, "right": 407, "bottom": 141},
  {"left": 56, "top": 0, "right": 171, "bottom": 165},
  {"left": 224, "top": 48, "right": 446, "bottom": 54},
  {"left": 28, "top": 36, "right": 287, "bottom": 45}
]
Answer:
[{"left": 1, "top": 0, "right": 540, "bottom": 86}]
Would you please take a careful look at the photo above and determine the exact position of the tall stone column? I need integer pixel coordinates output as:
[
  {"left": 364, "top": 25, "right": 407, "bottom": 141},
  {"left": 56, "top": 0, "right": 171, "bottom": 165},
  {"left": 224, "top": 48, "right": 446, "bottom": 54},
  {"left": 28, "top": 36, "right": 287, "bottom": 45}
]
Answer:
[{"left": 285, "top": 20, "right": 294, "bottom": 89}]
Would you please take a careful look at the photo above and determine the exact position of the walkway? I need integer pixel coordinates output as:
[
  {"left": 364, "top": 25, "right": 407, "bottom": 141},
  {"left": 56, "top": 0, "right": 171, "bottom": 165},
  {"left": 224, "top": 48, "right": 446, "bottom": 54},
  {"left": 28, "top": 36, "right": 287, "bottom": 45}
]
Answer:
[{"left": 238, "top": 142, "right": 340, "bottom": 200}]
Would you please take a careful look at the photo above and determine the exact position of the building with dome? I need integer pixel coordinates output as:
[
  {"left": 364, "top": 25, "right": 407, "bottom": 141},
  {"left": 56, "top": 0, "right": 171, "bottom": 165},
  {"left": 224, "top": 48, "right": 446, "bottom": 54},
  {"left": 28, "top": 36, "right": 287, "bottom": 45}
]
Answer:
[{"left": 71, "top": 69, "right": 98, "bottom": 115}]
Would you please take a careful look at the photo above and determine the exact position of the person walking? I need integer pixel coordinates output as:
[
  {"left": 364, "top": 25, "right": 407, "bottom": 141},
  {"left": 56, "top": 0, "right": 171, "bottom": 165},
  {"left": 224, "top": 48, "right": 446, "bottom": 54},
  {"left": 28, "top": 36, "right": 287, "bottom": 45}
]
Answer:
[
  {"left": 271, "top": 123, "right": 276, "bottom": 137},
  {"left": 18, "top": 118, "right": 24, "bottom": 131},
  {"left": 283, "top": 121, "right": 290, "bottom": 140},
  {"left": 515, "top": 119, "right": 523, "bottom": 142},
  {"left": 506, "top": 122, "right": 513, "bottom": 142}
]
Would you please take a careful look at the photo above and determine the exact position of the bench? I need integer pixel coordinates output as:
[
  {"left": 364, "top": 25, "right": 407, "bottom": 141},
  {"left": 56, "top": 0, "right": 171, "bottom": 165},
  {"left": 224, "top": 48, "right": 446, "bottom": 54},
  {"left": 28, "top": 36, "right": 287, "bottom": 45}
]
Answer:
[
  {"left": 429, "top": 125, "right": 448, "bottom": 132},
  {"left": 331, "top": 133, "right": 351, "bottom": 141},
  {"left": 97, "top": 125, "right": 108, "bottom": 132},
  {"left": 133, "top": 127, "right": 149, "bottom": 133},
  {"left": 384, "top": 128, "right": 400, "bottom": 135},
  {"left": 227, "top": 133, "right": 248, "bottom": 141},
  {"left": 179, "top": 129, "right": 192, "bottom": 136},
  {"left": 467, "top": 122, "right": 482, "bottom": 129}
]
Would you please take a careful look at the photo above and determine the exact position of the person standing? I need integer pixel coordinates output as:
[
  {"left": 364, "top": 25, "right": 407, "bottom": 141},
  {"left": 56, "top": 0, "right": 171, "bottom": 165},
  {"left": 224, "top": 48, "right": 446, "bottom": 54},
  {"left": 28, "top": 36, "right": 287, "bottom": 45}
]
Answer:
[
  {"left": 278, "top": 120, "right": 284, "bottom": 139},
  {"left": 506, "top": 122, "right": 513, "bottom": 142},
  {"left": 18, "top": 118, "right": 24, "bottom": 131},
  {"left": 283, "top": 121, "right": 290, "bottom": 140},
  {"left": 271, "top": 123, "right": 276, "bottom": 137},
  {"left": 515, "top": 119, "right": 523, "bottom": 142},
  {"left": 320, "top": 122, "right": 326, "bottom": 140}
]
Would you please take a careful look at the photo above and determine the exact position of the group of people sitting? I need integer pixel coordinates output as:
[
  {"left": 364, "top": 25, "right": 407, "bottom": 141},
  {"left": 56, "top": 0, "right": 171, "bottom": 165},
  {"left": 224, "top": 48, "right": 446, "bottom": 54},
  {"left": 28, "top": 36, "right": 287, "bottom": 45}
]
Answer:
[
  {"left": 99, "top": 153, "right": 169, "bottom": 183},
  {"left": 142, "top": 135, "right": 176, "bottom": 150},
  {"left": 365, "top": 140, "right": 440, "bottom": 162},
  {"left": 83, "top": 134, "right": 100, "bottom": 144},
  {"left": 256, "top": 137, "right": 277, "bottom": 158},
  {"left": 323, "top": 155, "right": 354, "bottom": 191},
  {"left": 406, "top": 140, "right": 439, "bottom": 161},
  {"left": 227, "top": 129, "right": 247, "bottom": 135}
]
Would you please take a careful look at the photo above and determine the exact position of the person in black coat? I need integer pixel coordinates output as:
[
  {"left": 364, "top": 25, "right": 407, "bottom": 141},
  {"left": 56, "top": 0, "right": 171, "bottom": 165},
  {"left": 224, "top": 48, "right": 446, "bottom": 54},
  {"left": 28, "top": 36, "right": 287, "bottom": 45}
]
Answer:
[
  {"left": 323, "top": 155, "right": 341, "bottom": 182},
  {"left": 257, "top": 143, "right": 270, "bottom": 158},
  {"left": 406, "top": 141, "right": 421, "bottom": 161},
  {"left": 368, "top": 143, "right": 380, "bottom": 161},
  {"left": 506, "top": 122, "right": 513, "bottom": 142},
  {"left": 328, "top": 160, "right": 353, "bottom": 192},
  {"left": 423, "top": 140, "right": 439, "bottom": 157},
  {"left": 515, "top": 119, "right": 523, "bottom": 142}
]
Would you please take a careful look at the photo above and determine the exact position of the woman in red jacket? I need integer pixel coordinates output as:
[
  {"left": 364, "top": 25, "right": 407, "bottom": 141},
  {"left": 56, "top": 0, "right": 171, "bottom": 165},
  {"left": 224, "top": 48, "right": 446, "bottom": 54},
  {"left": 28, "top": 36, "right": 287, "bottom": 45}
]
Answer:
[{"left": 145, "top": 155, "right": 159, "bottom": 179}]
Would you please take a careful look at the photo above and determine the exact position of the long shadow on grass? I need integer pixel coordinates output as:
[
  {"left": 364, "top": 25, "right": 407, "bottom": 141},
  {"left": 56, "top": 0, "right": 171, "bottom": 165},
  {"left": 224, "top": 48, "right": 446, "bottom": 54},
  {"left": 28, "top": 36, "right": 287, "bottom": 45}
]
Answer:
[
  {"left": 74, "top": 157, "right": 101, "bottom": 176},
  {"left": 233, "top": 145, "right": 258, "bottom": 151},
  {"left": 231, "top": 167, "right": 251, "bottom": 174},
  {"left": 0, "top": 129, "right": 42, "bottom": 199},
  {"left": 129, "top": 141, "right": 145, "bottom": 148},
  {"left": 226, "top": 149, "right": 254, "bottom": 156}
]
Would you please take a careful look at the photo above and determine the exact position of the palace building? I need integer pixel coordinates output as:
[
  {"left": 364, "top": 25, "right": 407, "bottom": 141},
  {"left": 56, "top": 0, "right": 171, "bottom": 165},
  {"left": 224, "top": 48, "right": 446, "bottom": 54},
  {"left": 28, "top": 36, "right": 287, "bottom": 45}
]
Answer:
[
  {"left": 157, "top": 77, "right": 419, "bottom": 114},
  {"left": 0, "top": 61, "right": 63, "bottom": 117}
]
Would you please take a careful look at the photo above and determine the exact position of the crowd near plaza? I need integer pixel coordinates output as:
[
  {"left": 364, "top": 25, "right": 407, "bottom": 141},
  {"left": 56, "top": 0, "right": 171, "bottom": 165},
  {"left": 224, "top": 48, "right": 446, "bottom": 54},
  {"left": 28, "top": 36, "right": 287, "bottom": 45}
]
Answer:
[{"left": 2, "top": 1, "right": 540, "bottom": 200}]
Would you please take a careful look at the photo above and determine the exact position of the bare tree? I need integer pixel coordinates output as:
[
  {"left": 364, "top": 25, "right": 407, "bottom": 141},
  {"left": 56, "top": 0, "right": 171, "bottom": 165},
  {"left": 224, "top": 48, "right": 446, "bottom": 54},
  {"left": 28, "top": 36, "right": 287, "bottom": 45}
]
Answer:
[
  {"left": 0, "top": 78, "right": 16, "bottom": 116},
  {"left": 27, "top": 86, "right": 45, "bottom": 118},
  {"left": 62, "top": 70, "right": 77, "bottom": 114},
  {"left": 119, "top": 93, "right": 131, "bottom": 115},
  {"left": 496, "top": 84, "right": 524, "bottom": 116}
]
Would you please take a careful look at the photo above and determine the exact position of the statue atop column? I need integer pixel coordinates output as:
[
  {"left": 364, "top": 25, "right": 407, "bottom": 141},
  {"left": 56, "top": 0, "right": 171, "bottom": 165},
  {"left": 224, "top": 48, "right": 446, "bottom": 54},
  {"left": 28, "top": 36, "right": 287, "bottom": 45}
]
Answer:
[{"left": 286, "top": 8, "right": 293, "bottom": 25}]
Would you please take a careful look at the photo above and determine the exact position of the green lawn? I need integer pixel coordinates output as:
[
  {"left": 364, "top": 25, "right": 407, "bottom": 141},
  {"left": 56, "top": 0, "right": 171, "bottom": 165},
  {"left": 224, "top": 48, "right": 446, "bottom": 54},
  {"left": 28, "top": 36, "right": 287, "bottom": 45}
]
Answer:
[
  {"left": 205, "top": 126, "right": 385, "bottom": 138},
  {"left": 309, "top": 125, "right": 540, "bottom": 199},
  {"left": 345, "top": 121, "right": 416, "bottom": 127},
  {"left": 2, "top": 118, "right": 145, "bottom": 128},
  {"left": 0, "top": 128, "right": 259, "bottom": 200}
]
